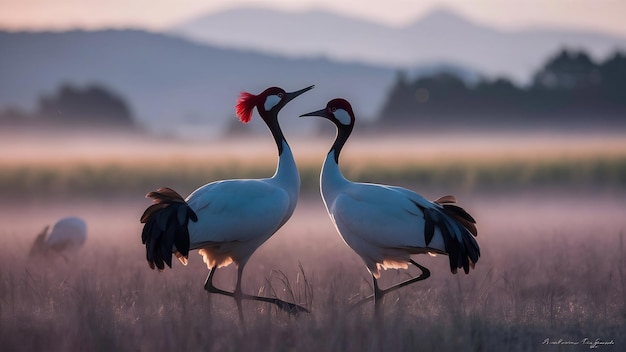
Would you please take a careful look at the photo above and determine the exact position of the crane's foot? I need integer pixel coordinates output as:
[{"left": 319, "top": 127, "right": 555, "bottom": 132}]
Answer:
[
  {"left": 272, "top": 299, "right": 310, "bottom": 315},
  {"left": 204, "top": 270, "right": 309, "bottom": 315}
]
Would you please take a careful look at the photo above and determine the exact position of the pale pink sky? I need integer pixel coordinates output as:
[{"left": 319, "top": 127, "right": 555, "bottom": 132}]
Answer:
[{"left": 1, "top": 0, "right": 626, "bottom": 36}]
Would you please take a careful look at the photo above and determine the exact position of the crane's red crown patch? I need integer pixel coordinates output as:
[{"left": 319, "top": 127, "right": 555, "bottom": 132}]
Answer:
[{"left": 235, "top": 92, "right": 258, "bottom": 123}]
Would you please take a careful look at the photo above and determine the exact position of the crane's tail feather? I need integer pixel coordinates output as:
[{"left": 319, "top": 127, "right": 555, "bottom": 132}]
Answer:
[
  {"left": 140, "top": 187, "right": 198, "bottom": 270},
  {"left": 433, "top": 195, "right": 480, "bottom": 274}
]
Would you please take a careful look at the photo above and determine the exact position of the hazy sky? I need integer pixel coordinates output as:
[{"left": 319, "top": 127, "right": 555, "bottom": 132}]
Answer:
[{"left": 1, "top": 0, "right": 626, "bottom": 36}]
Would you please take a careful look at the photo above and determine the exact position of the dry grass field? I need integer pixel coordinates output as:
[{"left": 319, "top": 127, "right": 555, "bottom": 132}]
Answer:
[{"left": 1, "top": 131, "right": 625, "bottom": 351}]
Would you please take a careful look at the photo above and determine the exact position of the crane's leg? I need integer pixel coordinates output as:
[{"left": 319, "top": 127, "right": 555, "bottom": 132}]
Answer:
[
  {"left": 234, "top": 265, "right": 245, "bottom": 325},
  {"left": 203, "top": 265, "right": 309, "bottom": 315},
  {"left": 203, "top": 269, "right": 216, "bottom": 315},
  {"left": 373, "top": 275, "right": 384, "bottom": 325},
  {"left": 381, "top": 260, "right": 431, "bottom": 295},
  {"left": 203, "top": 266, "right": 246, "bottom": 325},
  {"left": 353, "top": 260, "right": 431, "bottom": 309},
  {"left": 203, "top": 266, "right": 230, "bottom": 295}
]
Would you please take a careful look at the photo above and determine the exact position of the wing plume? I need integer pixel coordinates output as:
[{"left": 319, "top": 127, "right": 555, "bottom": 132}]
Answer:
[
  {"left": 417, "top": 196, "right": 480, "bottom": 274},
  {"left": 140, "top": 187, "right": 197, "bottom": 270}
]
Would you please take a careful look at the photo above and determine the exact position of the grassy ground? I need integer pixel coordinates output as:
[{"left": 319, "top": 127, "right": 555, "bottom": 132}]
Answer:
[{"left": 0, "top": 195, "right": 624, "bottom": 351}]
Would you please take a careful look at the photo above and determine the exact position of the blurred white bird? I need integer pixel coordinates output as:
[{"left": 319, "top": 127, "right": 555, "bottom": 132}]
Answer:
[
  {"left": 140, "top": 85, "right": 313, "bottom": 321},
  {"left": 29, "top": 216, "right": 87, "bottom": 259},
  {"left": 301, "top": 98, "right": 480, "bottom": 320}
]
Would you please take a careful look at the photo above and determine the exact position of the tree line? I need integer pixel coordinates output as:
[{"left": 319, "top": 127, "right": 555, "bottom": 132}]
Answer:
[
  {"left": 0, "top": 84, "right": 134, "bottom": 128},
  {"left": 378, "top": 49, "right": 626, "bottom": 129}
]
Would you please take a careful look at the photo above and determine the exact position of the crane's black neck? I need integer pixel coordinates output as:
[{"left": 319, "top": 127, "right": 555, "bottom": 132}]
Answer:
[
  {"left": 263, "top": 113, "right": 287, "bottom": 155},
  {"left": 329, "top": 124, "right": 353, "bottom": 163}
]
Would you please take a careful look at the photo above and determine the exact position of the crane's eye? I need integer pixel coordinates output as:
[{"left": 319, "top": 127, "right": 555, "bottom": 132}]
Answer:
[
  {"left": 331, "top": 107, "right": 337, "bottom": 112},
  {"left": 278, "top": 92, "right": 284, "bottom": 98}
]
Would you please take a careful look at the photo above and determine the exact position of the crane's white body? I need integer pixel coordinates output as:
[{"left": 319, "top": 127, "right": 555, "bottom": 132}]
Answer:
[
  {"left": 302, "top": 100, "right": 478, "bottom": 285},
  {"left": 302, "top": 98, "right": 477, "bottom": 317},
  {"left": 186, "top": 140, "right": 299, "bottom": 269},
  {"left": 320, "top": 150, "right": 446, "bottom": 277},
  {"left": 30, "top": 216, "right": 87, "bottom": 257},
  {"left": 140, "top": 85, "right": 313, "bottom": 316},
  {"left": 46, "top": 216, "right": 88, "bottom": 249}
]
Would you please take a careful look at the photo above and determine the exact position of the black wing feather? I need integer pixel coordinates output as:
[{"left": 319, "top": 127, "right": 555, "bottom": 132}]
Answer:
[
  {"left": 423, "top": 208, "right": 435, "bottom": 245},
  {"left": 427, "top": 196, "right": 481, "bottom": 274},
  {"left": 140, "top": 187, "right": 197, "bottom": 270}
]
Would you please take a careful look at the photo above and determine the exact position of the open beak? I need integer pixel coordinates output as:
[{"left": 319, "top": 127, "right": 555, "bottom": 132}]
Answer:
[
  {"left": 284, "top": 85, "right": 315, "bottom": 103},
  {"left": 299, "top": 108, "right": 329, "bottom": 119}
]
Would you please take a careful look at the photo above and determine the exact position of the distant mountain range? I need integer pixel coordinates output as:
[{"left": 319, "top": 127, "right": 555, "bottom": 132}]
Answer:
[
  {"left": 0, "top": 28, "right": 474, "bottom": 137},
  {"left": 171, "top": 7, "right": 626, "bottom": 83},
  {"left": 0, "top": 30, "right": 382, "bottom": 136},
  {"left": 3, "top": 7, "right": 625, "bottom": 137}
]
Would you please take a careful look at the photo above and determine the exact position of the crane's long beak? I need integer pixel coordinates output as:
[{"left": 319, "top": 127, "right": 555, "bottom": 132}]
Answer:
[
  {"left": 284, "top": 85, "right": 315, "bottom": 103},
  {"left": 299, "top": 108, "right": 328, "bottom": 118}
]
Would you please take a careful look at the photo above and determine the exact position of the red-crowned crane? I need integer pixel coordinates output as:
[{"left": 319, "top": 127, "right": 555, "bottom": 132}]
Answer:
[
  {"left": 29, "top": 216, "right": 87, "bottom": 259},
  {"left": 300, "top": 98, "right": 480, "bottom": 321},
  {"left": 141, "top": 85, "right": 314, "bottom": 322}
]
